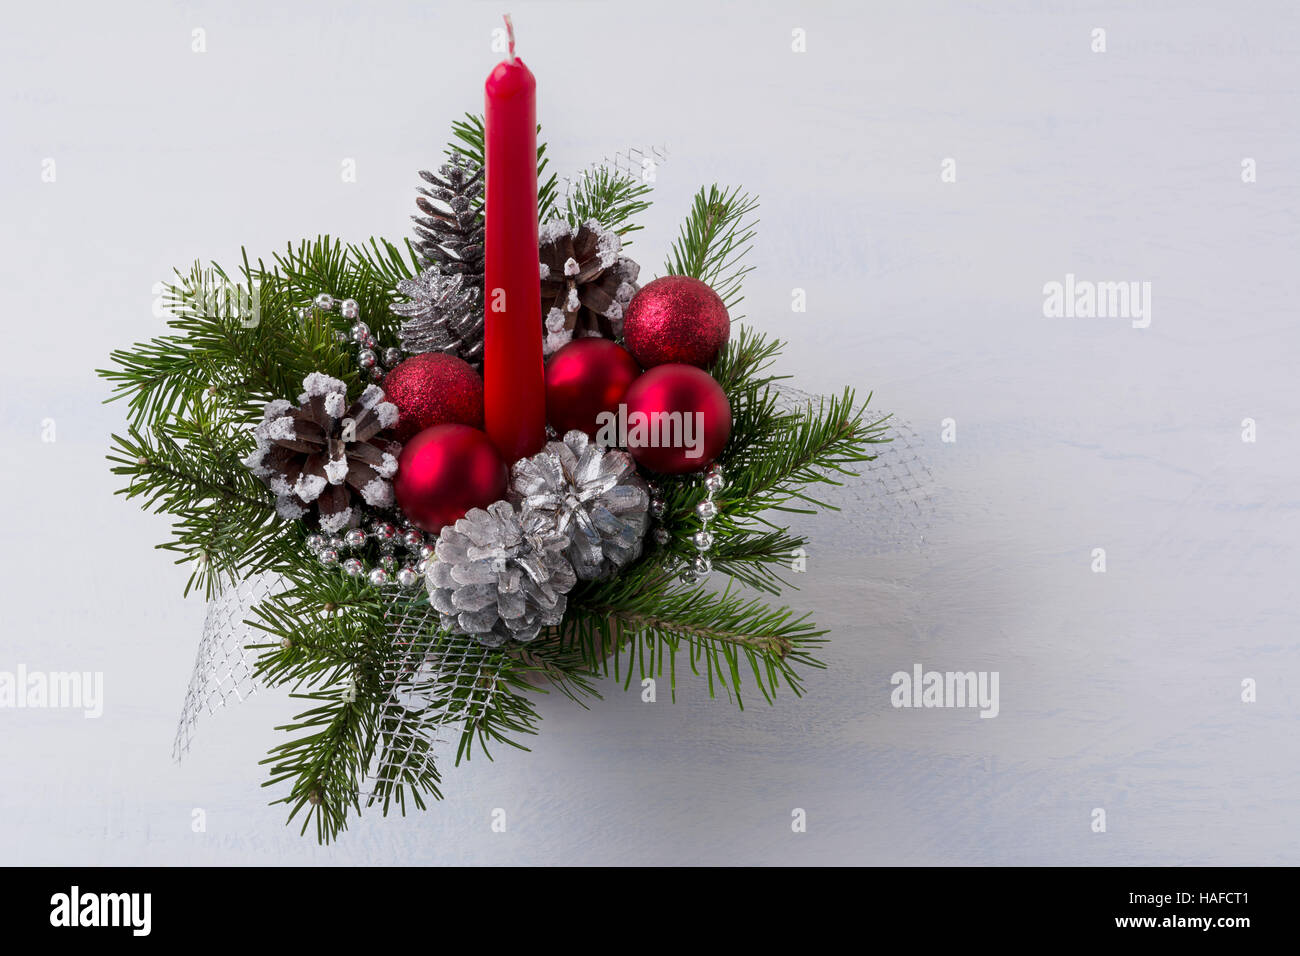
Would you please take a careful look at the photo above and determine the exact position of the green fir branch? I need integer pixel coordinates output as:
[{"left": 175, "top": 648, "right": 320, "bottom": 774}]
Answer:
[
  {"left": 664, "top": 185, "right": 759, "bottom": 316},
  {"left": 246, "top": 564, "right": 602, "bottom": 842},
  {"left": 271, "top": 236, "right": 419, "bottom": 346},
  {"left": 251, "top": 570, "right": 437, "bottom": 844},
  {"left": 566, "top": 571, "right": 826, "bottom": 708},
  {"left": 99, "top": 242, "right": 396, "bottom": 430},
  {"left": 562, "top": 165, "right": 653, "bottom": 240},
  {"left": 709, "top": 325, "right": 786, "bottom": 394},
  {"left": 106, "top": 414, "right": 281, "bottom": 598},
  {"left": 260, "top": 689, "right": 369, "bottom": 843}
]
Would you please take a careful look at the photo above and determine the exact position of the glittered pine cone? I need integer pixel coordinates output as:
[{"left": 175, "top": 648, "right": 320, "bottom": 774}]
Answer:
[
  {"left": 539, "top": 219, "right": 641, "bottom": 356},
  {"left": 426, "top": 500, "right": 577, "bottom": 647},
  {"left": 412, "top": 156, "right": 485, "bottom": 282},
  {"left": 391, "top": 266, "right": 484, "bottom": 368},
  {"left": 243, "top": 373, "right": 402, "bottom": 534},
  {"left": 509, "top": 430, "right": 650, "bottom": 581}
]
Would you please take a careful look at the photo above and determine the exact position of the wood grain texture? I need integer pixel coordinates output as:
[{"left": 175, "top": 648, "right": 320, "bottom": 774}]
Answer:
[{"left": 0, "top": 0, "right": 1296, "bottom": 864}]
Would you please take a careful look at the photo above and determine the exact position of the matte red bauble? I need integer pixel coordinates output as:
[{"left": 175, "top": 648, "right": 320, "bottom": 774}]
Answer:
[
  {"left": 382, "top": 353, "right": 484, "bottom": 442},
  {"left": 545, "top": 338, "right": 641, "bottom": 438},
  {"left": 621, "top": 363, "right": 731, "bottom": 474},
  {"left": 622, "top": 275, "right": 730, "bottom": 369},
  {"left": 393, "top": 424, "right": 507, "bottom": 533}
]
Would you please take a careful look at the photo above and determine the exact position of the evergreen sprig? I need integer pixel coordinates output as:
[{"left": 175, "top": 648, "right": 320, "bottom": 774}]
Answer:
[
  {"left": 562, "top": 165, "right": 653, "bottom": 240},
  {"left": 664, "top": 185, "right": 760, "bottom": 316},
  {"left": 250, "top": 569, "right": 442, "bottom": 842},
  {"left": 107, "top": 413, "right": 280, "bottom": 598},
  {"left": 246, "top": 568, "right": 603, "bottom": 842},
  {"left": 565, "top": 570, "right": 826, "bottom": 708}
]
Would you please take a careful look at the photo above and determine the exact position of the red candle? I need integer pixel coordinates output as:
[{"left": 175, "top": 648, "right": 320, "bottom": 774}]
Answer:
[{"left": 483, "top": 15, "right": 546, "bottom": 463}]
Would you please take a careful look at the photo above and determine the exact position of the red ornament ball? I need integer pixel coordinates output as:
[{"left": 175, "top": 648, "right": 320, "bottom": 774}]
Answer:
[
  {"left": 622, "top": 275, "right": 730, "bottom": 369},
  {"left": 545, "top": 338, "right": 642, "bottom": 438},
  {"left": 382, "top": 353, "right": 484, "bottom": 442},
  {"left": 393, "top": 424, "right": 507, "bottom": 533},
  {"left": 621, "top": 363, "right": 731, "bottom": 474}
]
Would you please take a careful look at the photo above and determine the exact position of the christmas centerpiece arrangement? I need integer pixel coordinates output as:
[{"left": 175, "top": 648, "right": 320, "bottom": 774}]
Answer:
[{"left": 101, "top": 19, "right": 888, "bottom": 842}]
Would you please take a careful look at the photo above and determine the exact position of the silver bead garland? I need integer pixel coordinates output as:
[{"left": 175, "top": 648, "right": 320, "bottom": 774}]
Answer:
[
  {"left": 652, "top": 462, "right": 726, "bottom": 585},
  {"left": 305, "top": 292, "right": 406, "bottom": 383},
  {"left": 295, "top": 291, "right": 432, "bottom": 588},
  {"left": 304, "top": 513, "right": 432, "bottom": 589}
]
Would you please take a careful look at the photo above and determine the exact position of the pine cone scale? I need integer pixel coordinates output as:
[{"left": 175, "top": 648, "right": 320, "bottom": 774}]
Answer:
[
  {"left": 288, "top": 414, "right": 327, "bottom": 443},
  {"left": 300, "top": 455, "right": 327, "bottom": 483},
  {"left": 318, "top": 483, "right": 349, "bottom": 520}
]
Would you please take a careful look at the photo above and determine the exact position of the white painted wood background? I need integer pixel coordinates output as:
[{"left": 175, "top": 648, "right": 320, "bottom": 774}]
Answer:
[{"left": 1, "top": 0, "right": 1296, "bottom": 864}]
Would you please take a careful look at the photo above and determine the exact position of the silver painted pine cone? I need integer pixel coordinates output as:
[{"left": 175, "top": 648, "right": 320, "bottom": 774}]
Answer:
[
  {"left": 510, "top": 430, "right": 650, "bottom": 581},
  {"left": 425, "top": 500, "right": 577, "bottom": 647},
  {"left": 391, "top": 266, "right": 484, "bottom": 368}
]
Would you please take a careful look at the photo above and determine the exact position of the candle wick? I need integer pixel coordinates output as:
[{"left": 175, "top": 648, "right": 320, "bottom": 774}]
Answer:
[{"left": 503, "top": 14, "right": 516, "bottom": 62}]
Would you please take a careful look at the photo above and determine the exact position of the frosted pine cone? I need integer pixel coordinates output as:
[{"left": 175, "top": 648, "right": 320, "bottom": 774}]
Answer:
[
  {"left": 426, "top": 500, "right": 577, "bottom": 647},
  {"left": 510, "top": 431, "right": 650, "bottom": 580},
  {"left": 391, "top": 267, "right": 484, "bottom": 368},
  {"left": 243, "top": 373, "right": 401, "bottom": 534},
  {"left": 539, "top": 219, "right": 641, "bottom": 356}
]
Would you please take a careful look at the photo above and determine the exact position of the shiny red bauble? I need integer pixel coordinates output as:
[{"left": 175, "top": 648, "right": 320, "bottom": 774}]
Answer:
[
  {"left": 382, "top": 353, "right": 484, "bottom": 442},
  {"left": 393, "top": 424, "right": 507, "bottom": 533},
  {"left": 621, "top": 363, "right": 731, "bottom": 474},
  {"left": 545, "top": 338, "right": 642, "bottom": 438},
  {"left": 622, "top": 275, "right": 730, "bottom": 369}
]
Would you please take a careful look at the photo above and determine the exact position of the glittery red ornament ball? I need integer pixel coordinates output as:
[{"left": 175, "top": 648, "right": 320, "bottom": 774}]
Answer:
[
  {"left": 545, "top": 338, "right": 642, "bottom": 438},
  {"left": 382, "top": 353, "right": 484, "bottom": 442},
  {"left": 622, "top": 275, "right": 730, "bottom": 369},
  {"left": 622, "top": 363, "right": 731, "bottom": 474},
  {"left": 393, "top": 424, "right": 507, "bottom": 534}
]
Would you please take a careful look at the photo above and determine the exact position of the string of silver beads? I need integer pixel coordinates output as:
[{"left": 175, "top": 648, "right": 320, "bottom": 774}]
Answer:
[
  {"left": 649, "top": 463, "right": 725, "bottom": 584},
  {"left": 306, "top": 293, "right": 404, "bottom": 382},
  {"left": 305, "top": 514, "right": 432, "bottom": 589}
]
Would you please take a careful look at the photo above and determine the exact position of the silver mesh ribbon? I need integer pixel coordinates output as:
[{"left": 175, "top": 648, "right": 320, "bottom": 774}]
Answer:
[
  {"left": 855, "top": 415, "right": 936, "bottom": 553},
  {"left": 773, "top": 387, "right": 937, "bottom": 556},
  {"left": 359, "top": 596, "right": 505, "bottom": 800},
  {"left": 172, "top": 573, "right": 281, "bottom": 760},
  {"left": 558, "top": 145, "right": 670, "bottom": 201},
  {"left": 171, "top": 575, "right": 509, "bottom": 792}
]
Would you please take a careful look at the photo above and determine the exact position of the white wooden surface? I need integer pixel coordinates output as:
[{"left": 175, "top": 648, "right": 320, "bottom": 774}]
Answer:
[{"left": 1, "top": 0, "right": 1297, "bottom": 864}]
